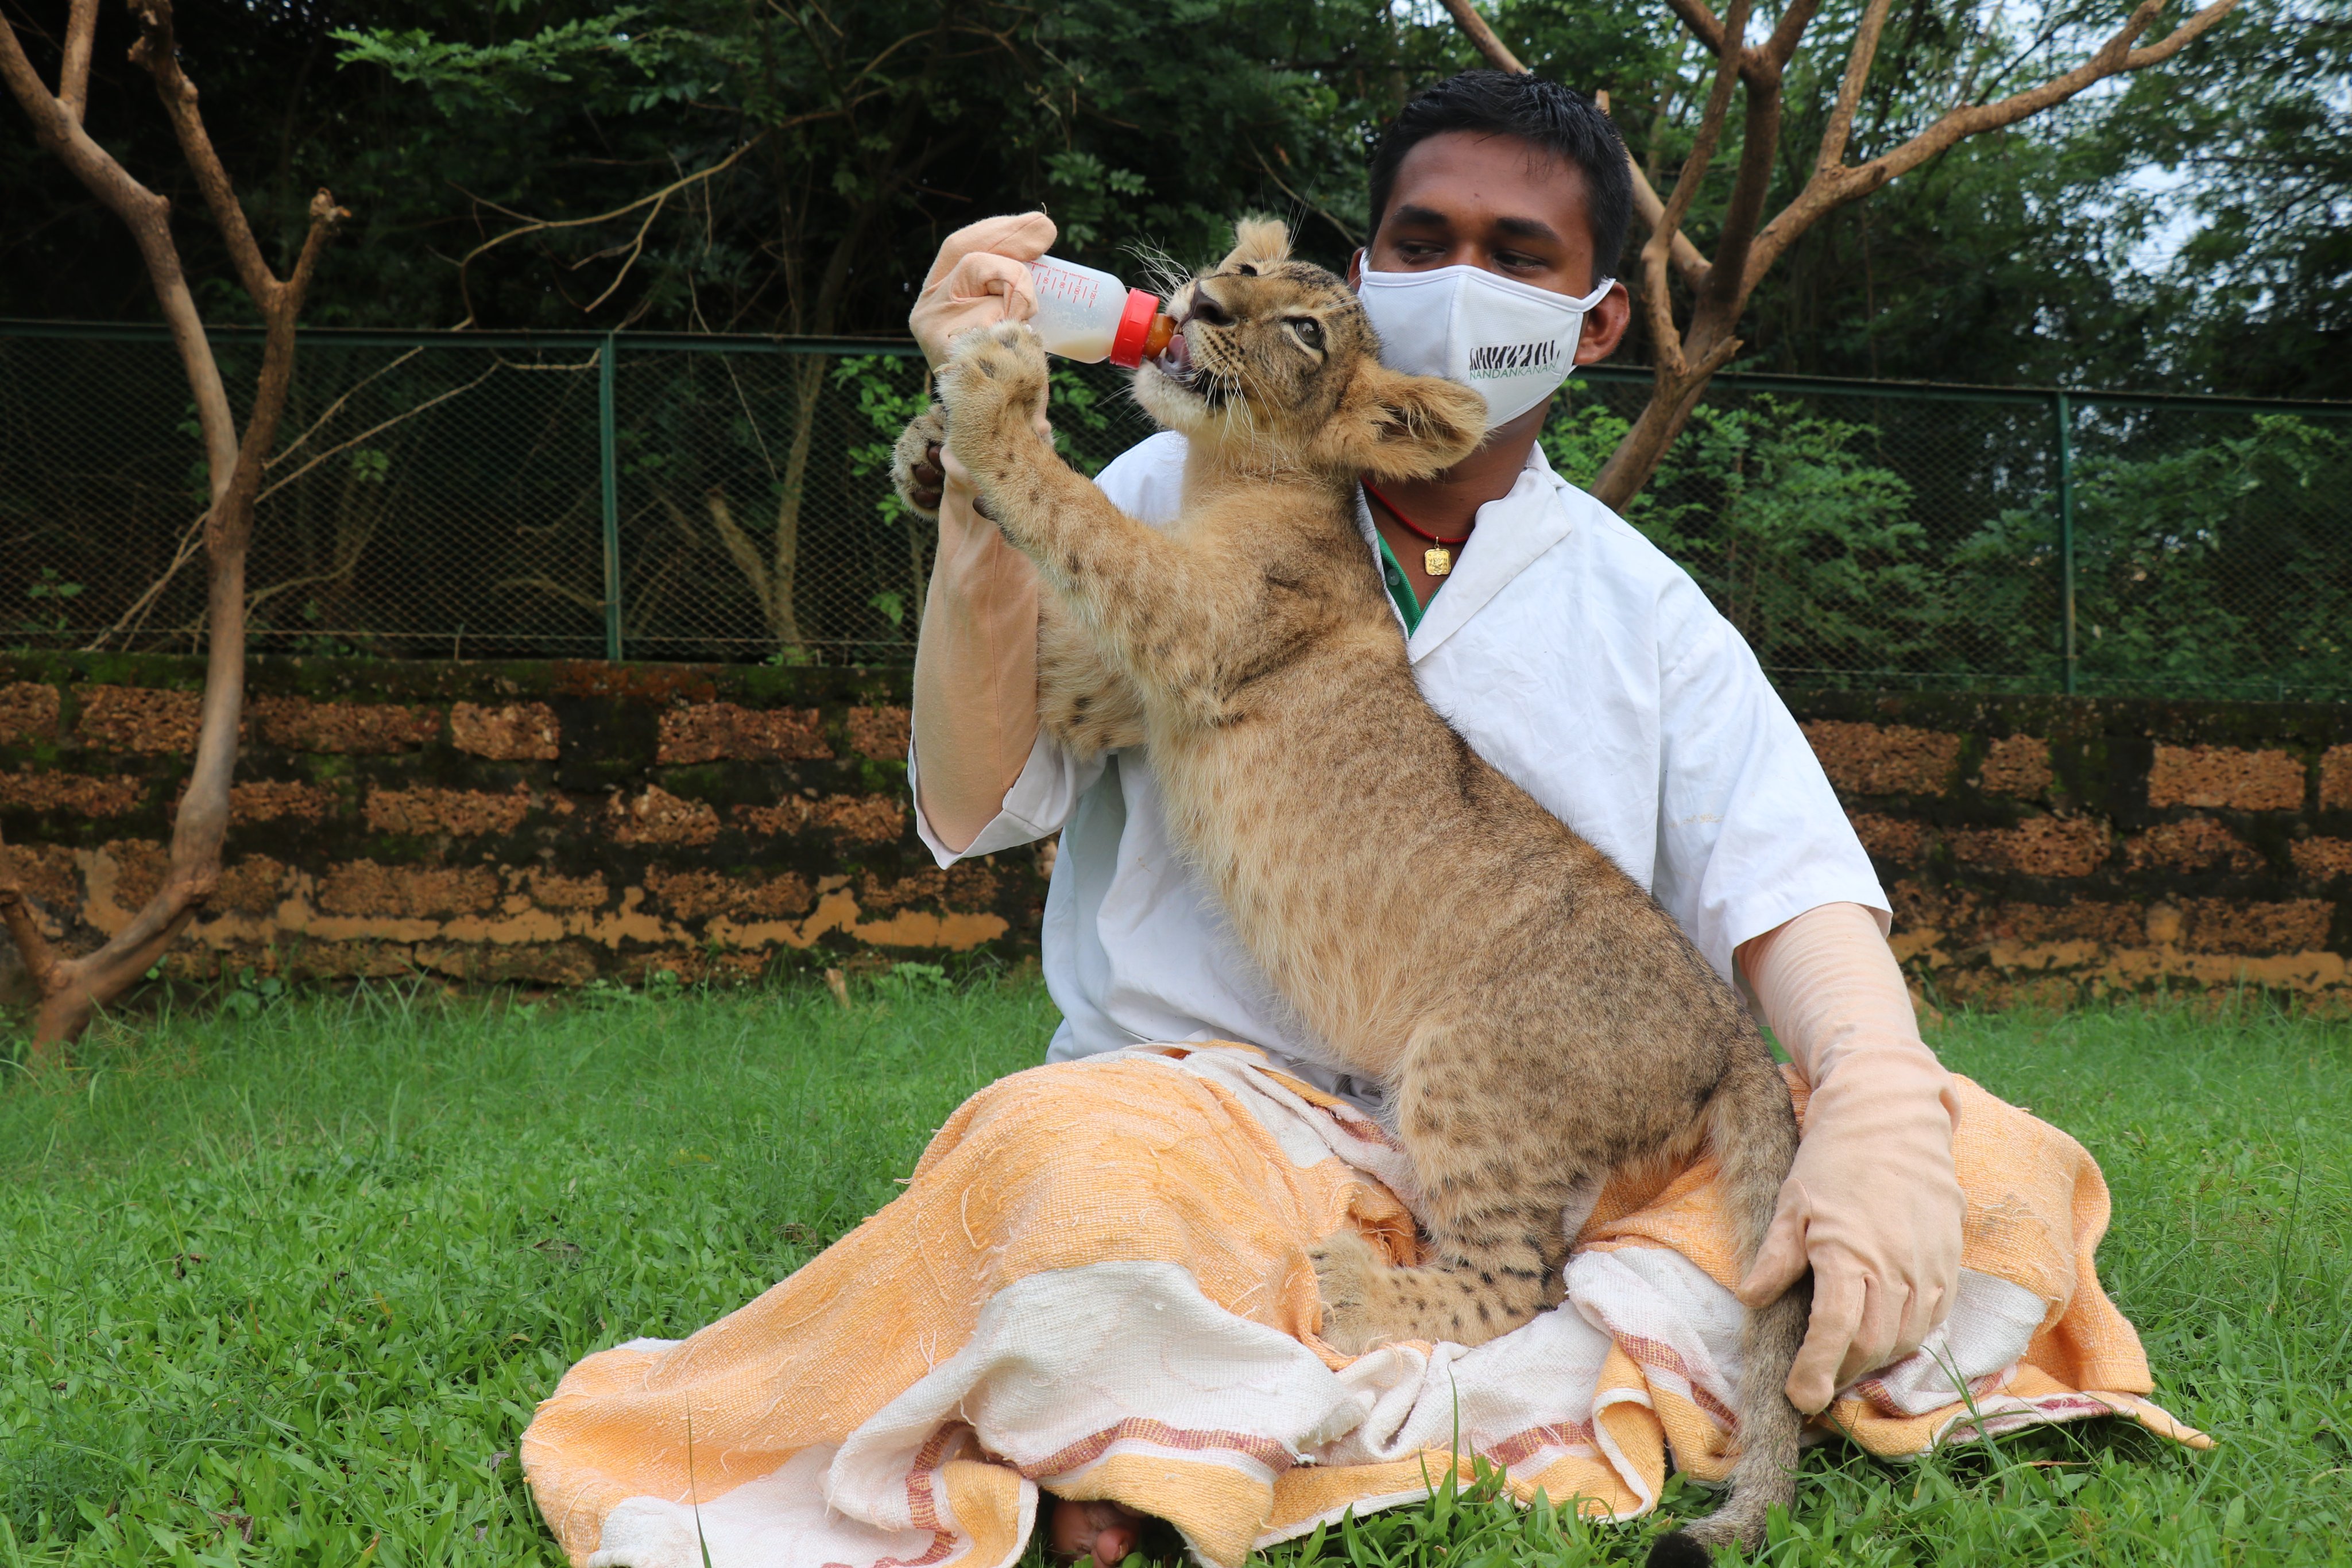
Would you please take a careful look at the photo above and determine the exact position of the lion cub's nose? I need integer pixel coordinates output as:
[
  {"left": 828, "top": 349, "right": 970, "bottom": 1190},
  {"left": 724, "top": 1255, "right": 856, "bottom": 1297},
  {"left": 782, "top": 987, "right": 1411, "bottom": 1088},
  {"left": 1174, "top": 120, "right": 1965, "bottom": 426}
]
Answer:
[{"left": 1184, "top": 288, "right": 1235, "bottom": 328}]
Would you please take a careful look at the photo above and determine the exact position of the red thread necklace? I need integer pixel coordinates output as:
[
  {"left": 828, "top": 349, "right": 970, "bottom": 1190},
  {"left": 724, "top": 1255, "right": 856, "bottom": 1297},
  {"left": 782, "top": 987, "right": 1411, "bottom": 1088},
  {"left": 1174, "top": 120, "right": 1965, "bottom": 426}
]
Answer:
[{"left": 1361, "top": 479, "right": 1470, "bottom": 578}]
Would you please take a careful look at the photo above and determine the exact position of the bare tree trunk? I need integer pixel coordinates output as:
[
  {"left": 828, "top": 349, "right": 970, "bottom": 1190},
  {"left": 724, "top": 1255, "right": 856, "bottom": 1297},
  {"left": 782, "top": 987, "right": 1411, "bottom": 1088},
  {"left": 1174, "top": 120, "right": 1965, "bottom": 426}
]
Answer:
[
  {"left": 766, "top": 353, "right": 832, "bottom": 649},
  {"left": 1440, "top": 0, "right": 2239, "bottom": 506},
  {"left": 0, "top": 1, "right": 344, "bottom": 1052}
]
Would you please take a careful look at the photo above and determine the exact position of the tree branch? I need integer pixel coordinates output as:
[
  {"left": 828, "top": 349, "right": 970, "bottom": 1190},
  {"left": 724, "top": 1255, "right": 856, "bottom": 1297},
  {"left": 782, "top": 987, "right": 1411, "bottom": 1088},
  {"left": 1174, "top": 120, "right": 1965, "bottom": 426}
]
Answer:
[
  {"left": 127, "top": 0, "right": 279, "bottom": 308},
  {"left": 1, "top": 8, "right": 344, "bottom": 1048},
  {"left": 57, "top": 0, "right": 98, "bottom": 124},
  {"left": 1436, "top": 0, "right": 1526, "bottom": 71},
  {"left": 450, "top": 135, "right": 767, "bottom": 325},
  {"left": 0, "top": 10, "right": 239, "bottom": 502},
  {"left": 1816, "top": 0, "right": 1898, "bottom": 173},
  {"left": 1626, "top": 160, "right": 1713, "bottom": 292},
  {"left": 1662, "top": 0, "right": 1728, "bottom": 56},
  {"left": 1746, "top": 0, "right": 2241, "bottom": 293},
  {"left": 1699, "top": 36, "right": 1789, "bottom": 324}
]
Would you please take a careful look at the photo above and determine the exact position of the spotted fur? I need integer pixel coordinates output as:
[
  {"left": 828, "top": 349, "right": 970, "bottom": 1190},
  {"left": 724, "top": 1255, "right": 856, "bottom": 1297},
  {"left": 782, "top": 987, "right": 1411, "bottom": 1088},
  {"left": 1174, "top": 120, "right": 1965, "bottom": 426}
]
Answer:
[{"left": 902, "top": 220, "right": 1808, "bottom": 1558}]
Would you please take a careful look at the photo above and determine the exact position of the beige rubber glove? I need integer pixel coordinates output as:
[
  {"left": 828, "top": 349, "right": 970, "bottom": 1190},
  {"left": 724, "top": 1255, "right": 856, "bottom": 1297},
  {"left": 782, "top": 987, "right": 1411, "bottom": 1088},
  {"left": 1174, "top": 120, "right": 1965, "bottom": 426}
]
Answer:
[
  {"left": 911, "top": 446, "right": 1042, "bottom": 852},
  {"left": 907, "top": 214, "right": 1057, "bottom": 851},
  {"left": 1734, "top": 901, "right": 1966, "bottom": 1414},
  {"left": 908, "top": 212, "right": 1057, "bottom": 367}
]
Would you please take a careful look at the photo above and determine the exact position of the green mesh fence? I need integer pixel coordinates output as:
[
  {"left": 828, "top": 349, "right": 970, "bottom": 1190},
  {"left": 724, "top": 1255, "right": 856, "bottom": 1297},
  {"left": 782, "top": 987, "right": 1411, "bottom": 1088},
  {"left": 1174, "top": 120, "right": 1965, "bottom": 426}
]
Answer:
[{"left": 3, "top": 320, "right": 2347, "bottom": 698}]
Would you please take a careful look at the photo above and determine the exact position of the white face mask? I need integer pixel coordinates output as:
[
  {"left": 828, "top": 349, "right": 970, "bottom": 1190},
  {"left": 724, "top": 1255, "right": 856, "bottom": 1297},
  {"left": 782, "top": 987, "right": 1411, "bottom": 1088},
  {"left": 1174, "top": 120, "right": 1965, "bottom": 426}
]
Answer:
[{"left": 1353, "top": 262, "right": 1614, "bottom": 427}]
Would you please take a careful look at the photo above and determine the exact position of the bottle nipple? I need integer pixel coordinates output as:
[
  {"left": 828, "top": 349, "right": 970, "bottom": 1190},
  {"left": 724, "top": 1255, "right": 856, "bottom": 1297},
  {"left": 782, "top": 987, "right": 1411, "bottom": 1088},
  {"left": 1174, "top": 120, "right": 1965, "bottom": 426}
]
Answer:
[{"left": 1109, "top": 289, "right": 1177, "bottom": 369}]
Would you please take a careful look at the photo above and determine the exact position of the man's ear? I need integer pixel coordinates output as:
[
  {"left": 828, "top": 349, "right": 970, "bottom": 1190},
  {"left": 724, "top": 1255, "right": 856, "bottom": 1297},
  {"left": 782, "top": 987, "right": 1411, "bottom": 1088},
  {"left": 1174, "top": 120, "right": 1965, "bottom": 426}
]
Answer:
[{"left": 1312, "top": 362, "right": 1488, "bottom": 479}]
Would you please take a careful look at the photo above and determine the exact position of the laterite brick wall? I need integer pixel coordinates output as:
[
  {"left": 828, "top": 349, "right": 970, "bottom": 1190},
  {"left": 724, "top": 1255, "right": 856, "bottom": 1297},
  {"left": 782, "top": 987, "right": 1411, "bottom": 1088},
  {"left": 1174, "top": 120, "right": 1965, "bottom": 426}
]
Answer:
[
  {"left": 1792, "top": 693, "right": 2350, "bottom": 1008},
  {"left": 2, "top": 657, "right": 2347, "bottom": 1006},
  {"left": 0, "top": 653, "right": 1040, "bottom": 995}
]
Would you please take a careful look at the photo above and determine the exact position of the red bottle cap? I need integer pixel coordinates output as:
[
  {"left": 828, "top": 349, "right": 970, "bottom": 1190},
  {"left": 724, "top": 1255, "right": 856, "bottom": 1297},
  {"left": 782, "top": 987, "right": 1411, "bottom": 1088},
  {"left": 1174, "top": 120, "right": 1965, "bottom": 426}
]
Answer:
[{"left": 1109, "top": 288, "right": 1163, "bottom": 368}]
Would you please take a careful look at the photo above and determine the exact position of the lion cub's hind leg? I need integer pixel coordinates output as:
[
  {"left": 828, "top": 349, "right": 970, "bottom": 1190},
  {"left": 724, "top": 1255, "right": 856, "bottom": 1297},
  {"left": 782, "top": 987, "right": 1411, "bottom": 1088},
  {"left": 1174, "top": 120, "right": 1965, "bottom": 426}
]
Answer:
[
  {"left": 1312, "top": 1181, "right": 1583, "bottom": 1353},
  {"left": 1038, "top": 602, "right": 1146, "bottom": 757}
]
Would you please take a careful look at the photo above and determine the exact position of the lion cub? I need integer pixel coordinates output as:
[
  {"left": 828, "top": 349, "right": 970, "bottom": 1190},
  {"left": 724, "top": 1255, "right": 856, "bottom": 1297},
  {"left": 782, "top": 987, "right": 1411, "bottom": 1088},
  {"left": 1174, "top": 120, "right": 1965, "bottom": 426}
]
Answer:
[{"left": 896, "top": 220, "right": 1808, "bottom": 1561}]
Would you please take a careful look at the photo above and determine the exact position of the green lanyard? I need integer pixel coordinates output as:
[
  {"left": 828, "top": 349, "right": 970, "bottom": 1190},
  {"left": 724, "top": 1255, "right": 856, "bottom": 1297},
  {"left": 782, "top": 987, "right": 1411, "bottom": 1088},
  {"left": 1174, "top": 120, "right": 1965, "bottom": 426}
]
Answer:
[{"left": 1375, "top": 532, "right": 1425, "bottom": 634}]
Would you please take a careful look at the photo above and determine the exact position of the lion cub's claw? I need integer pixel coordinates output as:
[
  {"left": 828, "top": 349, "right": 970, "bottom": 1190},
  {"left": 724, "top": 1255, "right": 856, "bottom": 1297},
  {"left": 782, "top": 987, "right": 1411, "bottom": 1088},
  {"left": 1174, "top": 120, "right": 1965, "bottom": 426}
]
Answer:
[
  {"left": 890, "top": 404, "right": 950, "bottom": 521},
  {"left": 937, "top": 320, "right": 1050, "bottom": 441},
  {"left": 1310, "top": 1231, "right": 1392, "bottom": 1356}
]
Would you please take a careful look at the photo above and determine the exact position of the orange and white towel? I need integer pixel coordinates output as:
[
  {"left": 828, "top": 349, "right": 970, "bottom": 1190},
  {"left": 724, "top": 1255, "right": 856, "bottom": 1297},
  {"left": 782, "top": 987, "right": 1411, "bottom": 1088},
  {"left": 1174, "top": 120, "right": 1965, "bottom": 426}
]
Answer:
[{"left": 521, "top": 1043, "right": 2206, "bottom": 1568}]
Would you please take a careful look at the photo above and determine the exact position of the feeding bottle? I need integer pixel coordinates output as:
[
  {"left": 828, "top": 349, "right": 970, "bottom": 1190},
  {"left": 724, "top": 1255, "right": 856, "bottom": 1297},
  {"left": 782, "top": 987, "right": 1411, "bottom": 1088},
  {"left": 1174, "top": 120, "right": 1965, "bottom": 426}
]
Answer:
[{"left": 1024, "top": 256, "right": 1177, "bottom": 367}]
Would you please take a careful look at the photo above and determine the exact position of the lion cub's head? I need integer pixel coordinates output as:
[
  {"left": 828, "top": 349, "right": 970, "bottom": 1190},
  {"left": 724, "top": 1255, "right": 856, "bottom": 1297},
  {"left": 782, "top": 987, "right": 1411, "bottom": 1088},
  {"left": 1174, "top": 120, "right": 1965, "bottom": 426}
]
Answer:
[{"left": 1134, "top": 219, "right": 1488, "bottom": 481}]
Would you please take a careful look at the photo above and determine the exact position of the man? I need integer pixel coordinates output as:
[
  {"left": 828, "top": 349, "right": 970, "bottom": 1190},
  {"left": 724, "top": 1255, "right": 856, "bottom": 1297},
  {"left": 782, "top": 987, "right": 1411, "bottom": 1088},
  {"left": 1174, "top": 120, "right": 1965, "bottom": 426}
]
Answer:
[{"left": 905, "top": 72, "right": 1963, "bottom": 1566}]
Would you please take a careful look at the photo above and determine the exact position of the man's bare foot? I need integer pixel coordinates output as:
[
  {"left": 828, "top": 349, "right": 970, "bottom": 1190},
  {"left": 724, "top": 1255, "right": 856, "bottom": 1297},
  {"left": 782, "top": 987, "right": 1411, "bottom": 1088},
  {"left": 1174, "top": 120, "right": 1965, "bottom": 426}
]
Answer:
[{"left": 1047, "top": 1496, "right": 1145, "bottom": 1566}]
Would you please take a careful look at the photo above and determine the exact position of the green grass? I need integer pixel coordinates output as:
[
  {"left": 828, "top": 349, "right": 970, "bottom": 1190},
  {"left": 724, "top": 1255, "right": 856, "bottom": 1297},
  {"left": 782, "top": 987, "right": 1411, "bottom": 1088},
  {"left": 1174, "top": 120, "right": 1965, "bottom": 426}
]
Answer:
[{"left": 0, "top": 982, "right": 2345, "bottom": 1566}]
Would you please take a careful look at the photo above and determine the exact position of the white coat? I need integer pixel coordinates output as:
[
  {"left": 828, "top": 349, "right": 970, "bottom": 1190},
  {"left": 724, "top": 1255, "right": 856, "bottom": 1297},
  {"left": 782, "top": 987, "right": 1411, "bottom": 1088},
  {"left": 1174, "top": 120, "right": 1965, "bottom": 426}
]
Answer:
[{"left": 912, "top": 432, "right": 1887, "bottom": 1110}]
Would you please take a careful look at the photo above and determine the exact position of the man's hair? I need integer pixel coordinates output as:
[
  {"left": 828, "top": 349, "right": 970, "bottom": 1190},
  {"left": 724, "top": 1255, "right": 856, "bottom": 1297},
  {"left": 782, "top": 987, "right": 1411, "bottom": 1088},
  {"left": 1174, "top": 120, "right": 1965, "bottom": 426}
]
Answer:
[{"left": 1366, "top": 71, "right": 1633, "bottom": 284}]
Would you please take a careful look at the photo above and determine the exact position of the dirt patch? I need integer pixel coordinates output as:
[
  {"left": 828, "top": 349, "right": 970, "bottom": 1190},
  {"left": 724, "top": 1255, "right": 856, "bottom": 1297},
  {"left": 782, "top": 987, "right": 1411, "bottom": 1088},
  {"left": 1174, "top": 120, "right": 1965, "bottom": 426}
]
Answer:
[
  {"left": 74, "top": 684, "right": 203, "bottom": 753},
  {"left": 249, "top": 696, "right": 441, "bottom": 754},
  {"left": 1975, "top": 734, "right": 2052, "bottom": 798},
  {"left": 645, "top": 867, "right": 814, "bottom": 920},
  {"left": 1, "top": 842, "right": 80, "bottom": 912},
  {"left": 229, "top": 780, "right": 338, "bottom": 823},
  {"left": 366, "top": 785, "right": 531, "bottom": 837},
  {"left": 2289, "top": 838, "right": 2352, "bottom": 881},
  {"left": 847, "top": 705, "right": 912, "bottom": 762},
  {"left": 0, "top": 769, "right": 144, "bottom": 815},
  {"left": 815, "top": 792, "right": 908, "bottom": 846},
  {"left": 526, "top": 869, "right": 609, "bottom": 910},
  {"left": 2124, "top": 818, "right": 2260, "bottom": 874},
  {"left": 1949, "top": 814, "right": 2110, "bottom": 877},
  {"left": 607, "top": 785, "right": 720, "bottom": 847},
  {"left": 2146, "top": 744, "right": 2304, "bottom": 811},
  {"left": 415, "top": 940, "right": 602, "bottom": 986},
  {"left": 450, "top": 702, "right": 560, "bottom": 761},
  {"left": 1801, "top": 721, "right": 1963, "bottom": 797},
  {"left": 2323, "top": 745, "right": 2352, "bottom": 813},
  {"left": 657, "top": 703, "right": 833, "bottom": 764},
  {"left": 318, "top": 860, "right": 501, "bottom": 918},
  {"left": 2180, "top": 897, "right": 2332, "bottom": 954},
  {"left": 214, "top": 857, "right": 290, "bottom": 916},
  {"left": 0, "top": 682, "right": 61, "bottom": 745},
  {"left": 1846, "top": 812, "right": 1925, "bottom": 865}
]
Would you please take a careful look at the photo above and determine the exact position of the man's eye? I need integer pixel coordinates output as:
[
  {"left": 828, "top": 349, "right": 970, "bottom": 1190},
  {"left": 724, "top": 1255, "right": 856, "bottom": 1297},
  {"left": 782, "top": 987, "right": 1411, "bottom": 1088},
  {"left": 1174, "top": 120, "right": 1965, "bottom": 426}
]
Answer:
[{"left": 1287, "top": 317, "right": 1325, "bottom": 350}]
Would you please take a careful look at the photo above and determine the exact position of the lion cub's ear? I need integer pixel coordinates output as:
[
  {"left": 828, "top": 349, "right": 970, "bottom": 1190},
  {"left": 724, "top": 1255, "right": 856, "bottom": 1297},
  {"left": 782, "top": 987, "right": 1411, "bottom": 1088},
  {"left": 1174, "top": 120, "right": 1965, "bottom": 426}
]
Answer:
[
  {"left": 1216, "top": 216, "right": 1291, "bottom": 275},
  {"left": 1313, "top": 362, "right": 1489, "bottom": 480}
]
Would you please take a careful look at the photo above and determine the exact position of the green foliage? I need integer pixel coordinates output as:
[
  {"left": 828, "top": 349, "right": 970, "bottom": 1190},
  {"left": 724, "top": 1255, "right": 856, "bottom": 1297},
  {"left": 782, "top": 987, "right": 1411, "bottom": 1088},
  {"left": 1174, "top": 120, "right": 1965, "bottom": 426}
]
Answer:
[
  {"left": 1548, "top": 391, "right": 1929, "bottom": 675},
  {"left": 1, "top": 988, "right": 2347, "bottom": 1563},
  {"left": 1958, "top": 415, "right": 2352, "bottom": 697}
]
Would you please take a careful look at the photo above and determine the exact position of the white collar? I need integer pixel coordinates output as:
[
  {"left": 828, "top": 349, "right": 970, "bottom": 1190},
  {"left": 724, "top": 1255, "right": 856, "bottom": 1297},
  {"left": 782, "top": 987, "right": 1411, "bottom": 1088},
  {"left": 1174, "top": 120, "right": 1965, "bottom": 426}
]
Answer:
[{"left": 1355, "top": 443, "right": 1577, "bottom": 663}]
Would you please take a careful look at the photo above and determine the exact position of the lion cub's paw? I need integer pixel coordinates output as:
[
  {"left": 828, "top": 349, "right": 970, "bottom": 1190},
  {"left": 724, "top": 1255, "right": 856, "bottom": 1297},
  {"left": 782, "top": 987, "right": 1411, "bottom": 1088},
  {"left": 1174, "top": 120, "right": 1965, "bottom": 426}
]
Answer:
[
  {"left": 1310, "top": 1230, "right": 1396, "bottom": 1356},
  {"left": 891, "top": 403, "right": 949, "bottom": 520},
  {"left": 937, "top": 320, "right": 1050, "bottom": 439}
]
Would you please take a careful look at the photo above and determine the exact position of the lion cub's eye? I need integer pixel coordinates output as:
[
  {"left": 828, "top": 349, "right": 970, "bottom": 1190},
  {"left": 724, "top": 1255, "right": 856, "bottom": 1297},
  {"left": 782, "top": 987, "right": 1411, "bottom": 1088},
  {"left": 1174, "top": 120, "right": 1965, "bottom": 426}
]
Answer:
[{"left": 1286, "top": 316, "right": 1325, "bottom": 352}]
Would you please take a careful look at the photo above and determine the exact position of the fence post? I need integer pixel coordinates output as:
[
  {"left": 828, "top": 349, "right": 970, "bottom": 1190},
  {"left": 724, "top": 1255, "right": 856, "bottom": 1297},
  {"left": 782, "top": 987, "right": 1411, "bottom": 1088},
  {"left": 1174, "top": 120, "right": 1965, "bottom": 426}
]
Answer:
[
  {"left": 599, "top": 334, "right": 625, "bottom": 663},
  {"left": 2055, "top": 391, "right": 2076, "bottom": 695}
]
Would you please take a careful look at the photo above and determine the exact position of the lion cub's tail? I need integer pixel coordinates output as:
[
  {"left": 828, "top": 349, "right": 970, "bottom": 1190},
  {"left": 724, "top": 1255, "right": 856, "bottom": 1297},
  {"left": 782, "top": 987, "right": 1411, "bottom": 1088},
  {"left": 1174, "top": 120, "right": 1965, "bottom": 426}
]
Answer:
[{"left": 1649, "top": 1042, "right": 1810, "bottom": 1566}]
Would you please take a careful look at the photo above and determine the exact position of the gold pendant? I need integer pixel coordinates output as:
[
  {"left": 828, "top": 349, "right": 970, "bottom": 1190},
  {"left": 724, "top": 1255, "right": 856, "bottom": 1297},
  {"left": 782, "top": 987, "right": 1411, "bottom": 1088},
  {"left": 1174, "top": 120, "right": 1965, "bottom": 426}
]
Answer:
[{"left": 1424, "top": 546, "right": 1452, "bottom": 577}]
